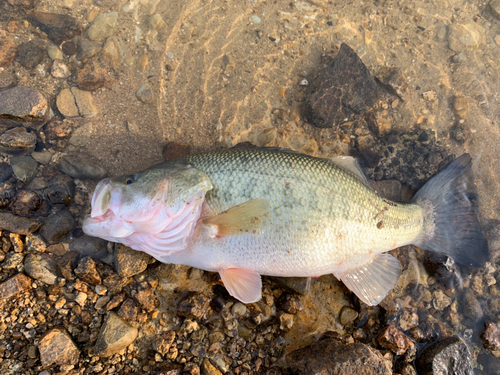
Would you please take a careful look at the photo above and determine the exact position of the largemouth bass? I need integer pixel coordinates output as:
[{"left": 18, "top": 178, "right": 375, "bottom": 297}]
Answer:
[{"left": 82, "top": 148, "right": 489, "bottom": 305}]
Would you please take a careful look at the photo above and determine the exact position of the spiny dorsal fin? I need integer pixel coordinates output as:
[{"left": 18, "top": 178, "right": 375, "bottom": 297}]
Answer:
[{"left": 203, "top": 198, "right": 270, "bottom": 237}]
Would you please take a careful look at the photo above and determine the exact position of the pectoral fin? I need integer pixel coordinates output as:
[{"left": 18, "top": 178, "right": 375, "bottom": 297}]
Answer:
[
  {"left": 219, "top": 268, "right": 262, "bottom": 304},
  {"left": 203, "top": 198, "right": 270, "bottom": 237},
  {"left": 335, "top": 253, "right": 402, "bottom": 306}
]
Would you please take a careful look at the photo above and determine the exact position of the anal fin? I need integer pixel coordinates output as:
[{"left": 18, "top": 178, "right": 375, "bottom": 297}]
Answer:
[
  {"left": 203, "top": 198, "right": 270, "bottom": 237},
  {"left": 335, "top": 253, "right": 402, "bottom": 306},
  {"left": 219, "top": 268, "right": 262, "bottom": 304}
]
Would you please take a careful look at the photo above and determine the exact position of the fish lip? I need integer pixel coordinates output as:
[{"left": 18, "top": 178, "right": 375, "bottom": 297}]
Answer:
[{"left": 90, "top": 178, "right": 112, "bottom": 218}]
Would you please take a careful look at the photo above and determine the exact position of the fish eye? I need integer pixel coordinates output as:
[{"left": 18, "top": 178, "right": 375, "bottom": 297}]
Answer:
[{"left": 125, "top": 176, "right": 135, "bottom": 185}]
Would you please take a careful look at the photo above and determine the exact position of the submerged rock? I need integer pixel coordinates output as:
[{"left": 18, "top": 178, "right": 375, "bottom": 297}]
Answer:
[
  {"left": 27, "top": 11, "right": 82, "bottom": 45},
  {"left": 415, "top": 336, "right": 472, "bottom": 375},
  {"left": 0, "top": 86, "right": 49, "bottom": 128},
  {"left": 39, "top": 327, "right": 80, "bottom": 367},
  {"left": 94, "top": 312, "right": 138, "bottom": 357},
  {"left": 481, "top": 322, "right": 500, "bottom": 351},
  {"left": 59, "top": 152, "right": 107, "bottom": 179}
]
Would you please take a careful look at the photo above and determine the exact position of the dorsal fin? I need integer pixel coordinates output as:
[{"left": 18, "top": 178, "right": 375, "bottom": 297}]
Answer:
[{"left": 331, "top": 156, "right": 372, "bottom": 188}]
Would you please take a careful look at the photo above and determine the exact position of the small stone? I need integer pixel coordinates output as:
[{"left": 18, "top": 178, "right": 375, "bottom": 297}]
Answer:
[
  {"left": 177, "top": 292, "right": 211, "bottom": 320},
  {"left": 153, "top": 331, "right": 176, "bottom": 356},
  {"left": 56, "top": 251, "right": 79, "bottom": 281},
  {"left": 416, "top": 336, "right": 473, "bottom": 375},
  {"left": 10, "top": 156, "right": 38, "bottom": 183},
  {"left": 27, "top": 11, "right": 82, "bottom": 45},
  {"left": 0, "top": 273, "right": 32, "bottom": 299},
  {"left": 76, "top": 39, "right": 102, "bottom": 62},
  {"left": 0, "top": 127, "right": 37, "bottom": 156},
  {"left": 16, "top": 40, "right": 44, "bottom": 69},
  {"left": 40, "top": 209, "right": 75, "bottom": 243},
  {"left": 54, "top": 296, "right": 66, "bottom": 309},
  {"left": 377, "top": 325, "right": 415, "bottom": 355},
  {"left": 367, "top": 109, "right": 393, "bottom": 137},
  {"left": 398, "top": 309, "right": 419, "bottom": 331},
  {"left": 134, "top": 284, "right": 158, "bottom": 312},
  {"left": 44, "top": 174, "right": 75, "bottom": 206},
  {"left": 2, "top": 252, "right": 23, "bottom": 270},
  {"left": 95, "top": 285, "right": 107, "bottom": 295},
  {"left": 31, "top": 150, "right": 52, "bottom": 164},
  {"left": 117, "top": 298, "right": 138, "bottom": 321},
  {"left": 481, "top": 322, "right": 500, "bottom": 351},
  {"left": 75, "top": 292, "right": 87, "bottom": 307},
  {"left": 24, "top": 253, "right": 58, "bottom": 285},
  {"left": 56, "top": 88, "right": 79, "bottom": 118},
  {"left": 189, "top": 267, "right": 204, "bottom": 279},
  {"left": 0, "top": 69, "right": 17, "bottom": 90},
  {"left": 231, "top": 302, "right": 247, "bottom": 318},
  {"left": 9, "top": 190, "right": 42, "bottom": 216},
  {"left": 251, "top": 15, "right": 261, "bottom": 24},
  {"left": 163, "top": 142, "right": 191, "bottom": 161},
  {"left": 61, "top": 41, "right": 77, "bottom": 56},
  {"left": 279, "top": 313, "right": 294, "bottom": 331},
  {"left": 0, "top": 86, "right": 49, "bottom": 127},
  {"left": 0, "top": 35, "right": 17, "bottom": 68},
  {"left": 202, "top": 358, "right": 222, "bottom": 375},
  {"left": 59, "top": 152, "right": 107, "bottom": 179},
  {"left": 339, "top": 306, "right": 358, "bottom": 325},
  {"left": 463, "top": 291, "right": 483, "bottom": 320},
  {"left": 47, "top": 45, "right": 64, "bottom": 60},
  {"left": 86, "top": 12, "right": 118, "bottom": 41},
  {"left": 452, "top": 96, "right": 468, "bottom": 118},
  {"left": 95, "top": 295, "right": 111, "bottom": 309},
  {"left": 183, "top": 363, "right": 200, "bottom": 375},
  {"left": 0, "top": 212, "right": 40, "bottom": 234},
  {"left": 94, "top": 312, "right": 138, "bottom": 357},
  {"left": 0, "top": 163, "right": 13, "bottom": 183},
  {"left": 39, "top": 327, "right": 80, "bottom": 367},
  {"left": 105, "top": 291, "right": 125, "bottom": 310},
  {"left": 74, "top": 256, "right": 102, "bottom": 285},
  {"left": 69, "top": 235, "right": 108, "bottom": 259},
  {"left": 71, "top": 87, "right": 98, "bottom": 117},
  {"left": 448, "top": 23, "right": 485, "bottom": 52},
  {"left": 76, "top": 58, "right": 117, "bottom": 91},
  {"left": 51, "top": 60, "right": 71, "bottom": 78},
  {"left": 433, "top": 290, "right": 452, "bottom": 311},
  {"left": 114, "top": 244, "right": 150, "bottom": 277},
  {"left": 45, "top": 119, "right": 77, "bottom": 139},
  {"left": 136, "top": 83, "right": 154, "bottom": 103},
  {"left": 101, "top": 36, "right": 123, "bottom": 70}
]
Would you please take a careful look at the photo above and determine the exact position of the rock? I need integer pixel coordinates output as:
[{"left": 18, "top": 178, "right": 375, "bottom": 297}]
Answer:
[
  {"left": 51, "top": 60, "right": 71, "bottom": 79},
  {"left": 287, "top": 338, "right": 392, "bottom": 375},
  {"left": 71, "top": 87, "right": 98, "bottom": 117},
  {"left": 114, "top": 244, "right": 150, "bottom": 277},
  {"left": 0, "top": 163, "right": 13, "bottom": 183},
  {"left": 153, "top": 331, "right": 176, "bottom": 356},
  {"left": 94, "top": 312, "right": 138, "bottom": 357},
  {"left": 306, "top": 43, "right": 380, "bottom": 128},
  {"left": 183, "top": 363, "right": 201, "bottom": 375},
  {"left": 9, "top": 190, "right": 42, "bottom": 216},
  {"left": 481, "top": 322, "right": 500, "bottom": 351},
  {"left": 76, "top": 58, "right": 117, "bottom": 91},
  {"left": 452, "top": 96, "right": 468, "bottom": 118},
  {"left": 0, "top": 273, "right": 32, "bottom": 299},
  {"left": 16, "top": 40, "right": 45, "bottom": 69},
  {"left": 367, "top": 108, "right": 393, "bottom": 137},
  {"left": 27, "top": 11, "right": 82, "bottom": 45},
  {"left": 0, "top": 35, "right": 17, "bottom": 68},
  {"left": 448, "top": 23, "right": 485, "bottom": 52},
  {"left": 133, "top": 283, "right": 158, "bottom": 312},
  {"left": 0, "top": 86, "right": 49, "bottom": 128},
  {"left": 177, "top": 292, "right": 211, "bottom": 320},
  {"left": 433, "top": 290, "right": 452, "bottom": 311},
  {"left": 105, "top": 291, "right": 125, "bottom": 310},
  {"left": 202, "top": 358, "right": 223, "bottom": 375},
  {"left": 339, "top": 306, "right": 358, "bottom": 325},
  {"left": 31, "top": 150, "right": 52, "bottom": 164},
  {"left": 376, "top": 67, "right": 409, "bottom": 100},
  {"left": 61, "top": 41, "right": 77, "bottom": 56},
  {"left": 0, "top": 127, "right": 37, "bottom": 156},
  {"left": 463, "top": 290, "right": 483, "bottom": 320},
  {"left": 377, "top": 325, "right": 415, "bottom": 355},
  {"left": 10, "top": 156, "right": 38, "bottom": 183},
  {"left": 117, "top": 298, "right": 138, "bottom": 321},
  {"left": 0, "top": 69, "right": 17, "bottom": 90},
  {"left": 101, "top": 36, "right": 123, "bottom": 69},
  {"left": 40, "top": 211, "right": 73, "bottom": 244},
  {"left": 24, "top": 253, "right": 58, "bottom": 285},
  {"left": 59, "top": 153, "right": 107, "bottom": 179},
  {"left": 69, "top": 235, "right": 108, "bottom": 259},
  {"left": 47, "top": 45, "right": 64, "bottom": 60},
  {"left": 56, "top": 88, "right": 79, "bottom": 118},
  {"left": 398, "top": 309, "right": 419, "bottom": 331},
  {"left": 76, "top": 39, "right": 102, "bottom": 62},
  {"left": 136, "top": 83, "right": 154, "bottom": 103},
  {"left": 415, "top": 336, "right": 473, "bottom": 375},
  {"left": 44, "top": 174, "right": 74, "bottom": 205},
  {"left": 0, "top": 212, "right": 39, "bottom": 234},
  {"left": 74, "top": 256, "right": 102, "bottom": 285},
  {"left": 163, "top": 142, "right": 191, "bottom": 161},
  {"left": 86, "top": 12, "right": 118, "bottom": 42},
  {"left": 371, "top": 180, "right": 401, "bottom": 202},
  {"left": 44, "top": 119, "right": 77, "bottom": 139},
  {"left": 56, "top": 251, "right": 79, "bottom": 281},
  {"left": 490, "top": 0, "right": 500, "bottom": 20},
  {"left": 2, "top": 252, "right": 24, "bottom": 270},
  {"left": 39, "top": 328, "right": 80, "bottom": 367}
]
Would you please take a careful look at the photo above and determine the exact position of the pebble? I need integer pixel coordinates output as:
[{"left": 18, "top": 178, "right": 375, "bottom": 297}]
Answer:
[
  {"left": 58, "top": 152, "right": 107, "bottom": 179},
  {"left": 76, "top": 39, "right": 102, "bottom": 62},
  {"left": 447, "top": 23, "right": 484, "bottom": 52},
  {"left": 491, "top": 0, "right": 500, "bottom": 19},
  {"left": 0, "top": 35, "right": 17, "bottom": 68},
  {"left": 56, "top": 251, "right": 78, "bottom": 281},
  {"left": 0, "top": 86, "right": 49, "bottom": 127},
  {"left": 287, "top": 338, "right": 392, "bottom": 375},
  {"left": 0, "top": 273, "right": 32, "bottom": 299},
  {"left": 177, "top": 292, "right": 211, "bottom": 320},
  {"left": 377, "top": 325, "right": 415, "bottom": 356},
  {"left": 136, "top": 83, "right": 154, "bottom": 103},
  {"left": 76, "top": 58, "right": 117, "bottom": 91},
  {"left": 415, "top": 336, "right": 473, "bottom": 375},
  {"left": 463, "top": 290, "right": 483, "bottom": 320},
  {"left": 9, "top": 190, "right": 42, "bottom": 216},
  {"left": 102, "top": 36, "right": 124, "bottom": 70},
  {"left": 251, "top": 15, "right": 261, "bottom": 24},
  {"left": 0, "top": 212, "right": 40, "bottom": 234},
  {"left": 134, "top": 283, "right": 158, "bottom": 312},
  {"left": 93, "top": 312, "right": 138, "bottom": 357},
  {"left": 16, "top": 40, "right": 45, "bottom": 69},
  {"left": 39, "top": 327, "right": 80, "bottom": 367},
  {"left": 481, "top": 322, "right": 500, "bottom": 351},
  {"left": 0, "top": 163, "right": 13, "bottom": 183},
  {"left": 117, "top": 298, "right": 138, "bottom": 321},
  {"left": 10, "top": 156, "right": 38, "bottom": 183},
  {"left": 44, "top": 174, "right": 75, "bottom": 205},
  {"left": 47, "top": 45, "right": 64, "bottom": 60},
  {"left": 367, "top": 109, "right": 393, "bottom": 137},
  {"left": 114, "top": 243, "right": 151, "bottom": 277},
  {"left": 31, "top": 150, "right": 52, "bottom": 164},
  {"left": 74, "top": 256, "right": 102, "bottom": 285},
  {"left": 27, "top": 11, "right": 82, "bottom": 45},
  {"left": 40, "top": 209, "right": 74, "bottom": 243},
  {"left": 61, "top": 41, "right": 77, "bottom": 56},
  {"left": 69, "top": 235, "right": 108, "bottom": 259},
  {"left": 398, "top": 309, "right": 419, "bottom": 331},
  {"left": 202, "top": 358, "right": 223, "bottom": 375},
  {"left": 153, "top": 331, "right": 176, "bottom": 355},
  {"left": 432, "top": 290, "right": 452, "bottom": 311},
  {"left": 86, "top": 12, "right": 118, "bottom": 42},
  {"left": 279, "top": 313, "right": 294, "bottom": 331},
  {"left": 339, "top": 306, "right": 358, "bottom": 325},
  {"left": 24, "top": 253, "right": 58, "bottom": 285},
  {"left": 452, "top": 96, "right": 469, "bottom": 118},
  {"left": 0, "top": 69, "right": 17, "bottom": 89},
  {"left": 56, "top": 87, "right": 98, "bottom": 118},
  {"left": 51, "top": 60, "right": 71, "bottom": 78},
  {"left": 0, "top": 127, "right": 37, "bottom": 156}
]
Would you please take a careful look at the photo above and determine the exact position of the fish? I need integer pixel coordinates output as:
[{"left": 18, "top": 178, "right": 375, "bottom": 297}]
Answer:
[{"left": 82, "top": 148, "right": 489, "bottom": 305}]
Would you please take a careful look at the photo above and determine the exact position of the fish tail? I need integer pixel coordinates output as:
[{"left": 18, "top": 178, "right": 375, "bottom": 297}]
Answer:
[{"left": 412, "top": 154, "right": 489, "bottom": 267}]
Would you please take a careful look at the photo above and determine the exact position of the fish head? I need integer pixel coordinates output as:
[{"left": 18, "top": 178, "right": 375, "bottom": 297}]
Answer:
[{"left": 82, "top": 162, "right": 213, "bottom": 243}]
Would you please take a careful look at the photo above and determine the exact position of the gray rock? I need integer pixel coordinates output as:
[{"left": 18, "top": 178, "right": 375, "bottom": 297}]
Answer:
[
  {"left": 94, "top": 312, "right": 138, "bottom": 357},
  {"left": 47, "top": 45, "right": 64, "bottom": 60},
  {"left": 86, "top": 12, "right": 118, "bottom": 42},
  {"left": 31, "top": 150, "right": 52, "bottom": 164},
  {"left": 0, "top": 274, "right": 32, "bottom": 300},
  {"left": 69, "top": 235, "right": 108, "bottom": 259},
  {"left": 114, "top": 243, "right": 151, "bottom": 278},
  {"left": 76, "top": 39, "right": 102, "bottom": 62},
  {"left": 39, "top": 327, "right": 80, "bottom": 367},
  {"left": 0, "top": 86, "right": 49, "bottom": 128},
  {"left": 16, "top": 40, "right": 45, "bottom": 69},
  {"left": 27, "top": 11, "right": 83, "bottom": 45},
  {"left": 44, "top": 174, "right": 74, "bottom": 205},
  {"left": 287, "top": 338, "right": 392, "bottom": 375},
  {"left": 177, "top": 292, "right": 211, "bottom": 320},
  {"left": 463, "top": 291, "right": 483, "bottom": 320},
  {"left": 416, "top": 336, "right": 473, "bottom": 375},
  {"left": 59, "top": 153, "right": 107, "bottom": 179},
  {"left": 136, "top": 83, "right": 154, "bottom": 103},
  {"left": 10, "top": 156, "right": 38, "bottom": 183},
  {"left": 40, "top": 209, "right": 75, "bottom": 243},
  {"left": 24, "top": 253, "right": 58, "bottom": 285},
  {"left": 0, "top": 212, "right": 40, "bottom": 234},
  {"left": 102, "top": 37, "right": 124, "bottom": 70},
  {"left": 2, "top": 252, "right": 24, "bottom": 270},
  {"left": 448, "top": 23, "right": 484, "bottom": 52},
  {"left": 0, "top": 162, "right": 13, "bottom": 182},
  {"left": 0, "top": 127, "right": 37, "bottom": 156}
]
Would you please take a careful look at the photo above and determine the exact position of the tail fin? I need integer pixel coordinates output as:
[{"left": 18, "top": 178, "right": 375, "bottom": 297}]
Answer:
[{"left": 412, "top": 154, "right": 489, "bottom": 267}]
